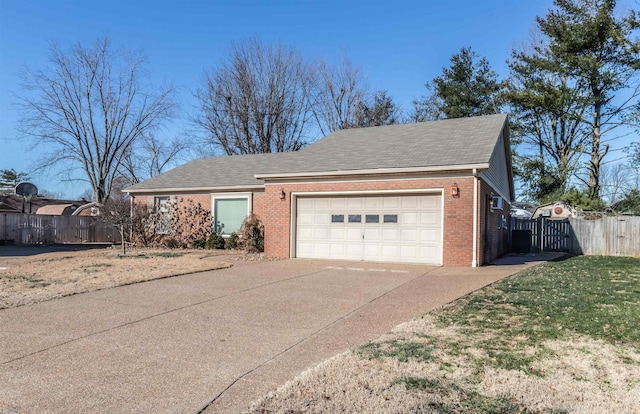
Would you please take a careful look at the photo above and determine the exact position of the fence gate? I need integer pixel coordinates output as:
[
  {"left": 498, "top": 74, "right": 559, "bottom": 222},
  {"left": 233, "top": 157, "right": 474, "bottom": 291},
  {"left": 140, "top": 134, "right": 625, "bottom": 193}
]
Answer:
[{"left": 510, "top": 217, "right": 571, "bottom": 253}]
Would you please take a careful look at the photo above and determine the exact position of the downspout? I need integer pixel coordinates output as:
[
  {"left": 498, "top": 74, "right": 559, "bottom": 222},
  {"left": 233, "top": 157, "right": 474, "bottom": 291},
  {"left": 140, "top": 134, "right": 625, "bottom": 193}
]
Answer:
[{"left": 472, "top": 169, "right": 478, "bottom": 268}]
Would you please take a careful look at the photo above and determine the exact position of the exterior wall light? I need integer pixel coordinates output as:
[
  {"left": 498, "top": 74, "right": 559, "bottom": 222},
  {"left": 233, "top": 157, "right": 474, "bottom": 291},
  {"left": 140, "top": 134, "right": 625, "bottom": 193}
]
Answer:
[
  {"left": 451, "top": 183, "right": 459, "bottom": 197},
  {"left": 279, "top": 189, "right": 286, "bottom": 201}
]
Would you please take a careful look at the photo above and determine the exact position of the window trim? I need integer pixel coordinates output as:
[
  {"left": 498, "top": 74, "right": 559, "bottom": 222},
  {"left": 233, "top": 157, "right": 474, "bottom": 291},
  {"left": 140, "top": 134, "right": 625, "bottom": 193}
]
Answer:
[{"left": 211, "top": 192, "right": 253, "bottom": 236}]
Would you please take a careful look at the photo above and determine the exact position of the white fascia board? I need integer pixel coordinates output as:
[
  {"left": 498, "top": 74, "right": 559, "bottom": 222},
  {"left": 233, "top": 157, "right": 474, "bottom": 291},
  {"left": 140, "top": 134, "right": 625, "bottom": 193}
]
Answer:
[
  {"left": 254, "top": 164, "right": 490, "bottom": 180},
  {"left": 123, "top": 185, "right": 264, "bottom": 194}
]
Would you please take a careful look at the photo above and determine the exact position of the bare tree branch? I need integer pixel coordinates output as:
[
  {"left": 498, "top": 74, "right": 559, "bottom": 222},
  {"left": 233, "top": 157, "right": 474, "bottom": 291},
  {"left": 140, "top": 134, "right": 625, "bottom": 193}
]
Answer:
[{"left": 18, "top": 36, "right": 174, "bottom": 202}]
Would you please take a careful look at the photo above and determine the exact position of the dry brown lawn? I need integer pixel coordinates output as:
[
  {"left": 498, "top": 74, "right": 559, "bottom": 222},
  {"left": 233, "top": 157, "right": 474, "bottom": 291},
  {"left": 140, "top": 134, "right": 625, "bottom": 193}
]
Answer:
[
  {"left": 0, "top": 247, "right": 232, "bottom": 309},
  {"left": 247, "top": 257, "right": 640, "bottom": 413},
  {"left": 247, "top": 316, "right": 640, "bottom": 414}
]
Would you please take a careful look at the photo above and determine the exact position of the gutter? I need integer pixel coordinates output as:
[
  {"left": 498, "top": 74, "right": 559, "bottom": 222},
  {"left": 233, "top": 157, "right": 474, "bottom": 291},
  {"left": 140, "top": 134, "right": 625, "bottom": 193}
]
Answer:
[
  {"left": 122, "top": 184, "right": 265, "bottom": 194},
  {"left": 255, "top": 163, "right": 490, "bottom": 180}
]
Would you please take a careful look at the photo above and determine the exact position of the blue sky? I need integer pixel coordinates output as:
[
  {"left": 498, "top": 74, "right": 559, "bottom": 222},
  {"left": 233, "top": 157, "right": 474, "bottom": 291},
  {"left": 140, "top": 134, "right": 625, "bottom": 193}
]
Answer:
[{"left": 0, "top": 0, "right": 612, "bottom": 198}]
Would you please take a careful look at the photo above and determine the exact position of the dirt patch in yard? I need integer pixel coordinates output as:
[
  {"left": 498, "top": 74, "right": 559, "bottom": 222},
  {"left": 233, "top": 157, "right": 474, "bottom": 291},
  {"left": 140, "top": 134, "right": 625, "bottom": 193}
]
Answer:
[{"left": 0, "top": 248, "right": 232, "bottom": 309}]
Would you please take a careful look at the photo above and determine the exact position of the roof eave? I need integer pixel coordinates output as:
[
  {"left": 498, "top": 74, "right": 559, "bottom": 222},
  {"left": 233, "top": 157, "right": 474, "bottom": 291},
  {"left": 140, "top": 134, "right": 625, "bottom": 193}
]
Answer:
[
  {"left": 254, "top": 164, "right": 491, "bottom": 180},
  {"left": 123, "top": 184, "right": 265, "bottom": 195}
]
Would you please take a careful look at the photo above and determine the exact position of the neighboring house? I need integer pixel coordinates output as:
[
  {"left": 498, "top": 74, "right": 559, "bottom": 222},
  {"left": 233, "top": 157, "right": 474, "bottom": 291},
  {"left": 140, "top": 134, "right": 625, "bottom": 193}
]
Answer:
[
  {"left": 0, "top": 195, "right": 89, "bottom": 215},
  {"left": 531, "top": 202, "right": 576, "bottom": 220},
  {"left": 124, "top": 114, "right": 514, "bottom": 266},
  {"left": 71, "top": 201, "right": 102, "bottom": 216}
]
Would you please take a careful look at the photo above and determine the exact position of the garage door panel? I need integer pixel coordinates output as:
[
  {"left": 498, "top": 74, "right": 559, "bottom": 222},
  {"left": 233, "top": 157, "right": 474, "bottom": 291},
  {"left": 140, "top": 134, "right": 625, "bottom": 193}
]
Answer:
[
  {"left": 382, "top": 229, "right": 400, "bottom": 241},
  {"left": 346, "top": 244, "right": 363, "bottom": 256},
  {"left": 297, "top": 242, "right": 314, "bottom": 255},
  {"left": 382, "top": 245, "right": 399, "bottom": 257},
  {"left": 401, "top": 245, "right": 417, "bottom": 258},
  {"left": 296, "top": 194, "right": 442, "bottom": 264},
  {"left": 315, "top": 213, "right": 329, "bottom": 225},
  {"left": 421, "top": 196, "right": 440, "bottom": 209},
  {"left": 298, "top": 213, "right": 314, "bottom": 225},
  {"left": 402, "top": 212, "right": 418, "bottom": 225},
  {"left": 330, "top": 244, "right": 346, "bottom": 256},
  {"left": 330, "top": 228, "right": 346, "bottom": 240},
  {"left": 420, "top": 229, "right": 439, "bottom": 243},
  {"left": 313, "top": 198, "right": 331, "bottom": 209},
  {"left": 383, "top": 197, "right": 400, "bottom": 208},
  {"left": 298, "top": 228, "right": 313, "bottom": 240},
  {"left": 421, "top": 213, "right": 440, "bottom": 225},
  {"left": 401, "top": 196, "right": 419, "bottom": 208},
  {"left": 363, "top": 244, "right": 381, "bottom": 256},
  {"left": 347, "top": 228, "right": 362, "bottom": 240},
  {"left": 298, "top": 198, "right": 315, "bottom": 209},
  {"left": 347, "top": 198, "right": 364, "bottom": 208},
  {"left": 401, "top": 229, "right": 418, "bottom": 242},
  {"left": 314, "top": 228, "right": 330, "bottom": 239},
  {"left": 365, "top": 197, "right": 381, "bottom": 208},
  {"left": 364, "top": 228, "right": 381, "bottom": 241},
  {"left": 313, "top": 243, "right": 331, "bottom": 256}
]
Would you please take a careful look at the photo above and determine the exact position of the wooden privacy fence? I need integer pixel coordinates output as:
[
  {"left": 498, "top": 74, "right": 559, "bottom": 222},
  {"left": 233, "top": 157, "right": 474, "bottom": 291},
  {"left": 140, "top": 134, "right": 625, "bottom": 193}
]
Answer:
[
  {"left": 568, "top": 216, "right": 640, "bottom": 257},
  {"left": 1, "top": 213, "right": 121, "bottom": 245},
  {"left": 511, "top": 216, "right": 640, "bottom": 257}
]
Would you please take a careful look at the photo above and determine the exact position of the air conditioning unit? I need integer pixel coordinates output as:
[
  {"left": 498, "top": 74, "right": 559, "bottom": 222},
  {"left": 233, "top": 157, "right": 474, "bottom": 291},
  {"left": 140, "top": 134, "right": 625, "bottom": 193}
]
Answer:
[{"left": 490, "top": 196, "right": 503, "bottom": 210}]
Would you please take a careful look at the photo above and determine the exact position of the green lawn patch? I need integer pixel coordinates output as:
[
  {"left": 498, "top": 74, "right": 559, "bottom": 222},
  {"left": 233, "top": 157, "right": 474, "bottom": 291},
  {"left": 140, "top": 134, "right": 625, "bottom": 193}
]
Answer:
[{"left": 439, "top": 256, "right": 640, "bottom": 347}]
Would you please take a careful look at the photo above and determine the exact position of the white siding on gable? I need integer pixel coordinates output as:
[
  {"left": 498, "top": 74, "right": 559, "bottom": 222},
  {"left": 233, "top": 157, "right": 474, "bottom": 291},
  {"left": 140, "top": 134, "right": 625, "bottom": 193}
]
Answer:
[{"left": 479, "top": 131, "right": 512, "bottom": 202}]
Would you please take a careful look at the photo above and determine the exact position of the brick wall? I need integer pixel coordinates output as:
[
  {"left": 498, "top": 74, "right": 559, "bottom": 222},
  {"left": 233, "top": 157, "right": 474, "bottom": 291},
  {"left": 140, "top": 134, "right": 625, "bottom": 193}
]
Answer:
[
  {"left": 477, "top": 179, "right": 510, "bottom": 265},
  {"left": 262, "top": 177, "right": 476, "bottom": 266},
  {"left": 131, "top": 178, "right": 511, "bottom": 267}
]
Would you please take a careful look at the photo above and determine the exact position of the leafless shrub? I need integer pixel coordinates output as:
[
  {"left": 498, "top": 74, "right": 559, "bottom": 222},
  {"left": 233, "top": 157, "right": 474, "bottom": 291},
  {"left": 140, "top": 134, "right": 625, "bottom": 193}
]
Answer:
[{"left": 132, "top": 198, "right": 212, "bottom": 248}]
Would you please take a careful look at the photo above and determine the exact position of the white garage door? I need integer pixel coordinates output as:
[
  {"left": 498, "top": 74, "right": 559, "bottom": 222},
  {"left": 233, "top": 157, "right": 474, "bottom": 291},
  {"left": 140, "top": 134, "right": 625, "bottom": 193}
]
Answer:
[{"left": 295, "top": 194, "right": 442, "bottom": 264}]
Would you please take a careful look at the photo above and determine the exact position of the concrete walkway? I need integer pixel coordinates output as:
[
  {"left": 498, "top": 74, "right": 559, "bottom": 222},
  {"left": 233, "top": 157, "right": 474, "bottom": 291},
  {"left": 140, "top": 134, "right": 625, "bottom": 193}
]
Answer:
[{"left": 0, "top": 257, "right": 555, "bottom": 413}]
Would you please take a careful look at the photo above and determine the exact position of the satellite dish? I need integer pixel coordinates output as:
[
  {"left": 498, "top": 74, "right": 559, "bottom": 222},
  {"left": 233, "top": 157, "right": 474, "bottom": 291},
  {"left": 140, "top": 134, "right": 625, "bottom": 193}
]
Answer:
[{"left": 15, "top": 182, "right": 38, "bottom": 196}]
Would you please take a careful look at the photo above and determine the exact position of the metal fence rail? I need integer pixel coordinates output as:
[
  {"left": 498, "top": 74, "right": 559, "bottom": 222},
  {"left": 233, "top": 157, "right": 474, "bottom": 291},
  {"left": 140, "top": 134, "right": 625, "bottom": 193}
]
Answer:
[{"left": 1, "top": 213, "right": 120, "bottom": 244}]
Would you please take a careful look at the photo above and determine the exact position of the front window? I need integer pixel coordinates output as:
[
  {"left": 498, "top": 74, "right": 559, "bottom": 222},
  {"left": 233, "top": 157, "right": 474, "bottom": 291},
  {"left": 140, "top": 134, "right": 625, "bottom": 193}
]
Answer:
[
  {"left": 214, "top": 198, "right": 249, "bottom": 235},
  {"left": 155, "top": 196, "right": 171, "bottom": 234}
]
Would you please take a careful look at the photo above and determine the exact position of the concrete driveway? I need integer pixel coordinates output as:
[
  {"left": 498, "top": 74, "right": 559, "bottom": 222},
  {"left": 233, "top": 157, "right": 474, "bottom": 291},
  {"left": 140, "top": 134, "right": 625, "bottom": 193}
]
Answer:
[{"left": 0, "top": 257, "right": 545, "bottom": 413}]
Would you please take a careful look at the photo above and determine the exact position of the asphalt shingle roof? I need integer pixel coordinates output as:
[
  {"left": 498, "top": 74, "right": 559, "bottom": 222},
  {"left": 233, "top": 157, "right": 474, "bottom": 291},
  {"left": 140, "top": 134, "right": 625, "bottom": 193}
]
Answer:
[{"left": 125, "top": 114, "right": 507, "bottom": 192}]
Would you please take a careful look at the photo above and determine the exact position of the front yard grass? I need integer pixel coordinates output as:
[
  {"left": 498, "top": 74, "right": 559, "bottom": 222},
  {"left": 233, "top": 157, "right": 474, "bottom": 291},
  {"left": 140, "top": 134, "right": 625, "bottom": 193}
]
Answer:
[
  {"left": 248, "top": 256, "right": 640, "bottom": 413},
  {"left": 0, "top": 247, "right": 232, "bottom": 309}
]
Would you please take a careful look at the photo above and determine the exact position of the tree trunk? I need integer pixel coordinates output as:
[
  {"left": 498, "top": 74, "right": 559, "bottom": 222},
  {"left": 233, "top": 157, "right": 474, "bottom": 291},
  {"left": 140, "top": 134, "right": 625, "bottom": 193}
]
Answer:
[{"left": 588, "top": 100, "right": 608, "bottom": 200}]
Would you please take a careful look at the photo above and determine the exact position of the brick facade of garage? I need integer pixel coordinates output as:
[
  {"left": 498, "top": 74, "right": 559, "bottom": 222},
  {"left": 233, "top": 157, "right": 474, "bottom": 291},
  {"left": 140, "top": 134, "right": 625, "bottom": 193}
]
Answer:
[{"left": 254, "top": 175, "right": 509, "bottom": 266}]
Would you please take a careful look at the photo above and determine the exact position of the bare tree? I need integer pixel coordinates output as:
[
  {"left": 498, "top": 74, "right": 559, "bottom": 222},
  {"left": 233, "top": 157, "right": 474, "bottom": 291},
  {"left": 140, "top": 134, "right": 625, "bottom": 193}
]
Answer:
[
  {"left": 120, "top": 134, "right": 190, "bottom": 185},
  {"left": 194, "top": 38, "right": 314, "bottom": 155},
  {"left": 312, "top": 57, "right": 369, "bottom": 135},
  {"left": 600, "top": 162, "right": 637, "bottom": 205},
  {"left": 352, "top": 90, "right": 401, "bottom": 128},
  {"left": 408, "top": 82, "right": 444, "bottom": 123},
  {"left": 18, "top": 36, "right": 174, "bottom": 203}
]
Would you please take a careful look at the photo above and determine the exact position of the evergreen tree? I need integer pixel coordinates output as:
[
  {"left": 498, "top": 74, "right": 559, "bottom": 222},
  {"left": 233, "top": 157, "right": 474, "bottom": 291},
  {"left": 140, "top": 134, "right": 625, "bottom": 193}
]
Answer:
[
  {"left": 537, "top": 0, "right": 640, "bottom": 198},
  {"left": 430, "top": 47, "right": 504, "bottom": 118}
]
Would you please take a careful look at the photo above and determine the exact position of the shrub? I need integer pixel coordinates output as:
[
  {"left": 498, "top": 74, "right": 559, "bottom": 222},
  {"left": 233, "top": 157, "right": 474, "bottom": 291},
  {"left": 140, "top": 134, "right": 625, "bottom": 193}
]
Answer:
[
  {"left": 191, "top": 238, "right": 206, "bottom": 249},
  {"left": 226, "top": 232, "right": 240, "bottom": 250},
  {"left": 131, "top": 198, "right": 213, "bottom": 248},
  {"left": 240, "top": 213, "right": 264, "bottom": 253},
  {"left": 164, "top": 238, "right": 179, "bottom": 249},
  {"left": 206, "top": 232, "right": 226, "bottom": 250}
]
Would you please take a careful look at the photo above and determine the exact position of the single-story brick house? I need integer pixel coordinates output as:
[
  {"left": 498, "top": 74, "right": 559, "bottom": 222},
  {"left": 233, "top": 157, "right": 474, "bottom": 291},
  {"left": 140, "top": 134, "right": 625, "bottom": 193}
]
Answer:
[{"left": 124, "top": 114, "right": 514, "bottom": 266}]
